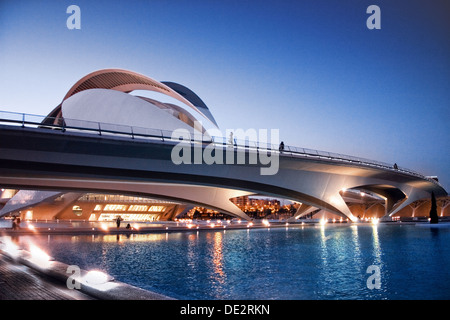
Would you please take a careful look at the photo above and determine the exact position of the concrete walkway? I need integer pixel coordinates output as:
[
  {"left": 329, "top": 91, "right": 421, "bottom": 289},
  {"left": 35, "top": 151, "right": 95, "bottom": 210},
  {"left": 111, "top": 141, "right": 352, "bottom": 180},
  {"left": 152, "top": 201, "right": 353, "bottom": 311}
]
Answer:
[
  {"left": 0, "top": 237, "right": 175, "bottom": 300},
  {"left": 0, "top": 219, "right": 304, "bottom": 237},
  {"left": 0, "top": 255, "right": 94, "bottom": 300}
]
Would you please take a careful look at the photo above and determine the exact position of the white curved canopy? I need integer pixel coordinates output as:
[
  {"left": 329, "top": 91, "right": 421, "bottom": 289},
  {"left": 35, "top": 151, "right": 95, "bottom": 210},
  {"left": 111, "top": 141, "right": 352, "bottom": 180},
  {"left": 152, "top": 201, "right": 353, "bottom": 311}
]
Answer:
[
  {"left": 62, "top": 88, "right": 200, "bottom": 134},
  {"left": 61, "top": 68, "right": 218, "bottom": 127}
]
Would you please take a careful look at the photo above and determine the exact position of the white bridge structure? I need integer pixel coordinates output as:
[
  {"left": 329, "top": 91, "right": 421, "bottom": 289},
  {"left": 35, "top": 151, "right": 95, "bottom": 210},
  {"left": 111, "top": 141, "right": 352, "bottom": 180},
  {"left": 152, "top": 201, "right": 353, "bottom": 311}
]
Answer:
[{"left": 0, "top": 69, "right": 446, "bottom": 222}]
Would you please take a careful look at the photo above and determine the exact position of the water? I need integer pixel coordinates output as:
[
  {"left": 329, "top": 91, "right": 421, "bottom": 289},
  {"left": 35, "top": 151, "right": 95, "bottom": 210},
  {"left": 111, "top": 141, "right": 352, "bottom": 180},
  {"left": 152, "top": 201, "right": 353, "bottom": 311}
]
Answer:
[{"left": 9, "top": 224, "right": 450, "bottom": 300}]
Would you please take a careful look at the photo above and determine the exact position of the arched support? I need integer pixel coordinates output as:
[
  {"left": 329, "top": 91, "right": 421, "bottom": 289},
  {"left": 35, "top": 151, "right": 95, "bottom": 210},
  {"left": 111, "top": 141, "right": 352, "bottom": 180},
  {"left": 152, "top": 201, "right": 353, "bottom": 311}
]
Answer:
[
  {"left": 437, "top": 198, "right": 450, "bottom": 216},
  {"left": 326, "top": 192, "right": 358, "bottom": 222},
  {"left": 0, "top": 176, "right": 253, "bottom": 221},
  {"left": 409, "top": 200, "right": 427, "bottom": 217},
  {"left": 353, "top": 185, "right": 406, "bottom": 216},
  {"left": 286, "top": 203, "right": 314, "bottom": 222},
  {"left": 281, "top": 191, "right": 357, "bottom": 222},
  {"left": 388, "top": 187, "right": 430, "bottom": 217}
]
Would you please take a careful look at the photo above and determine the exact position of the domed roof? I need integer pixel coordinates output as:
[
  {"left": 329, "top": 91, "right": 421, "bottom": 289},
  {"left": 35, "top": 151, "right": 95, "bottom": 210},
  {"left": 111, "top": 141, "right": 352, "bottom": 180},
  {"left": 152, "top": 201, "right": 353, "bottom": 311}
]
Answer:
[{"left": 43, "top": 69, "right": 218, "bottom": 129}]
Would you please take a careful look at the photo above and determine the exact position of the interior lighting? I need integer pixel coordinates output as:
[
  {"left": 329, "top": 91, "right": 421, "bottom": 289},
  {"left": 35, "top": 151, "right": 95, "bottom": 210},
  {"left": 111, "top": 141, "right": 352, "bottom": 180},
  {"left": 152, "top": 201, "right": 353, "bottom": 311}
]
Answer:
[
  {"left": 104, "top": 204, "right": 127, "bottom": 211},
  {"left": 128, "top": 205, "right": 148, "bottom": 212},
  {"left": 148, "top": 206, "right": 165, "bottom": 212},
  {"left": 319, "top": 218, "right": 327, "bottom": 225}
]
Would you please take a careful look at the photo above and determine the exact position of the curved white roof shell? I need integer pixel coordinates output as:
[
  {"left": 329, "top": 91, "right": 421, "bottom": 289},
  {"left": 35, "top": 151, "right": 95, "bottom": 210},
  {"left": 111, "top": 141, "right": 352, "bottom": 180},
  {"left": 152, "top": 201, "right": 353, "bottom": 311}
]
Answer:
[
  {"left": 44, "top": 68, "right": 218, "bottom": 129},
  {"left": 62, "top": 88, "right": 200, "bottom": 135}
]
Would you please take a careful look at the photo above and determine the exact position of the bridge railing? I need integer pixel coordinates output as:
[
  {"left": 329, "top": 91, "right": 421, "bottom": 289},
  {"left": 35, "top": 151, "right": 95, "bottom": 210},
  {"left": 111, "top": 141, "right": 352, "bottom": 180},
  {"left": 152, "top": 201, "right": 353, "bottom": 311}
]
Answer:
[{"left": 0, "top": 110, "right": 441, "bottom": 186}]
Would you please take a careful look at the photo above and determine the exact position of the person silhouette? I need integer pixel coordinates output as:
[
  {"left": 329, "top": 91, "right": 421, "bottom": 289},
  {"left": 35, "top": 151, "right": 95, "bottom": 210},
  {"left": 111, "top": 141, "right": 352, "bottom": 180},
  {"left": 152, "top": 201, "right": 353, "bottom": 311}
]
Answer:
[
  {"left": 116, "top": 216, "right": 123, "bottom": 228},
  {"left": 228, "top": 132, "right": 234, "bottom": 146}
]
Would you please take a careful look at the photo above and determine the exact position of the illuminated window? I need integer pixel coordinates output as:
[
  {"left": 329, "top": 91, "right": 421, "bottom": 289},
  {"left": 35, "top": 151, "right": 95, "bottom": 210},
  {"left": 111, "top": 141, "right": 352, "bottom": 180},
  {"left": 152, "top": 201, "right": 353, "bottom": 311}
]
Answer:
[
  {"left": 98, "top": 213, "right": 159, "bottom": 222},
  {"left": 72, "top": 205, "right": 83, "bottom": 216},
  {"left": 148, "top": 206, "right": 165, "bottom": 212},
  {"left": 25, "top": 210, "right": 33, "bottom": 220},
  {"left": 94, "top": 205, "right": 102, "bottom": 211},
  {"left": 103, "top": 204, "right": 127, "bottom": 211},
  {"left": 128, "top": 205, "right": 149, "bottom": 212}
]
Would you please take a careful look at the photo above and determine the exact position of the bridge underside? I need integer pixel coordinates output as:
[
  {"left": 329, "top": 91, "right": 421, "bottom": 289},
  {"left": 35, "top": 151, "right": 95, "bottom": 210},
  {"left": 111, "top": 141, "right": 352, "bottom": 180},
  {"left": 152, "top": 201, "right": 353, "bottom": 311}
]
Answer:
[{"left": 0, "top": 126, "right": 446, "bottom": 222}]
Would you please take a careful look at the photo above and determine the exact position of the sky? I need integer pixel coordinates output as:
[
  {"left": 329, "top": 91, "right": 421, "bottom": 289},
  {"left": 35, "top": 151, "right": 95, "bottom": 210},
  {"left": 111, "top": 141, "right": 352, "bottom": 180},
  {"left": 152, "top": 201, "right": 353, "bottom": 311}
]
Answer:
[{"left": 0, "top": 0, "right": 449, "bottom": 190}]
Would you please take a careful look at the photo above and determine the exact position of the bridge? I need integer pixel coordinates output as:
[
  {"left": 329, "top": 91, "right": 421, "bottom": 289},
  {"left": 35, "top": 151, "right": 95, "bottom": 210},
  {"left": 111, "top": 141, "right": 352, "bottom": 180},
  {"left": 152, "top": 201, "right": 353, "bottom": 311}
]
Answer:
[{"left": 0, "top": 110, "right": 446, "bottom": 222}]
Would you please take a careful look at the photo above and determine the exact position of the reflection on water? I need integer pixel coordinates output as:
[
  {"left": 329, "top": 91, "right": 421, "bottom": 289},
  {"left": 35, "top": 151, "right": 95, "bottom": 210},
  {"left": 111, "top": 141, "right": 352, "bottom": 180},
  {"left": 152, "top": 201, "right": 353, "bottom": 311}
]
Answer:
[
  {"left": 4, "top": 224, "right": 450, "bottom": 300},
  {"left": 372, "top": 225, "right": 382, "bottom": 266},
  {"left": 212, "top": 232, "right": 225, "bottom": 281}
]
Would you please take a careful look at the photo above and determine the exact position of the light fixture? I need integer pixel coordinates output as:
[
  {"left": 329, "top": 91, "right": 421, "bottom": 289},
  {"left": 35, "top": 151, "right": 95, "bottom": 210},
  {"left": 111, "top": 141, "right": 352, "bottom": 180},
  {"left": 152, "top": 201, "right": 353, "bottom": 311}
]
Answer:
[
  {"left": 28, "top": 245, "right": 52, "bottom": 268},
  {"left": 1, "top": 238, "right": 21, "bottom": 259},
  {"left": 84, "top": 270, "right": 109, "bottom": 285}
]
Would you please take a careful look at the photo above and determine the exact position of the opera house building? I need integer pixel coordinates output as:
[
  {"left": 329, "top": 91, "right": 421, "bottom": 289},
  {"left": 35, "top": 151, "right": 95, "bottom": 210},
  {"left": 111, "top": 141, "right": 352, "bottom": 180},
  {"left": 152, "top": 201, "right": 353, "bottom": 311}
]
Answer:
[{"left": 0, "top": 69, "right": 215, "bottom": 222}]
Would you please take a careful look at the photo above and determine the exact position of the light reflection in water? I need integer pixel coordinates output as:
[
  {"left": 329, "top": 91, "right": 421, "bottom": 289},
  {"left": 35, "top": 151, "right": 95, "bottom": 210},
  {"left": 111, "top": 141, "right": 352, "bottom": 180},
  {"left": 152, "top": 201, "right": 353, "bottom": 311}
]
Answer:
[
  {"left": 186, "top": 232, "right": 197, "bottom": 272},
  {"left": 212, "top": 232, "right": 225, "bottom": 282},
  {"left": 372, "top": 224, "right": 382, "bottom": 265},
  {"left": 351, "top": 225, "right": 361, "bottom": 261},
  {"left": 318, "top": 224, "right": 334, "bottom": 296},
  {"left": 319, "top": 224, "right": 329, "bottom": 263}
]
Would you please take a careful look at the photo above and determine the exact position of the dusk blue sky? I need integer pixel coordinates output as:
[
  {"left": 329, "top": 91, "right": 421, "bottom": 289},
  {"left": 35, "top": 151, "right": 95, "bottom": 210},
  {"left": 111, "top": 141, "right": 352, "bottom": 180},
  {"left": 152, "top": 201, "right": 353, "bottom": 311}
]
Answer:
[{"left": 1, "top": 0, "right": 449, "bottom": 190}]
